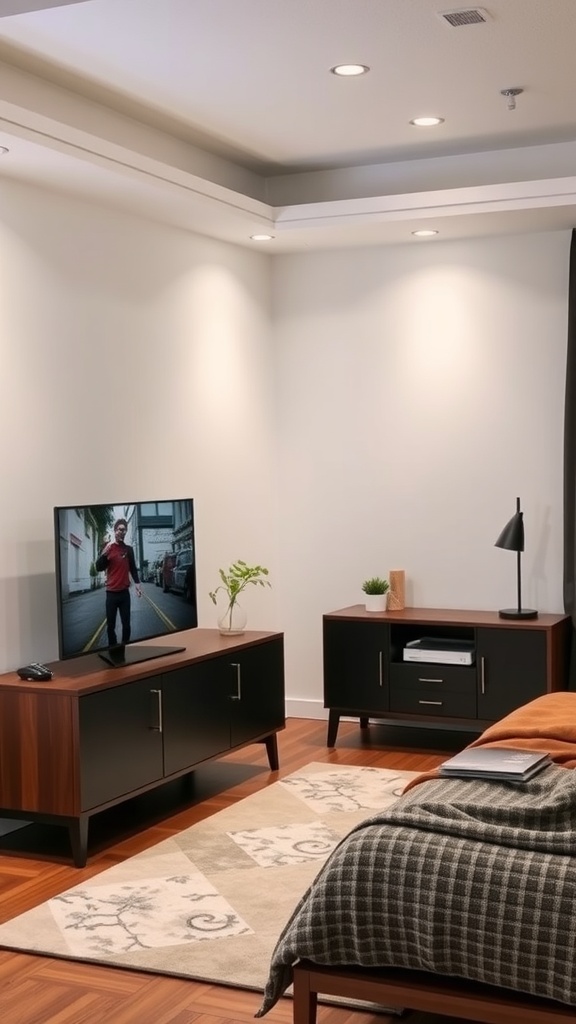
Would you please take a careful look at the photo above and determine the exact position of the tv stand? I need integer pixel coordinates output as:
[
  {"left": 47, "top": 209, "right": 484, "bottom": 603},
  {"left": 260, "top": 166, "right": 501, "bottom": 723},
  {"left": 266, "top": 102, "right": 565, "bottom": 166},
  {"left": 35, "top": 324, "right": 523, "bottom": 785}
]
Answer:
[
  {"left": 0, "top": 629, "right": 285, "bottom": 866},
  {"left": 98, "top": 643, "right": 186, "bottom": 667}
]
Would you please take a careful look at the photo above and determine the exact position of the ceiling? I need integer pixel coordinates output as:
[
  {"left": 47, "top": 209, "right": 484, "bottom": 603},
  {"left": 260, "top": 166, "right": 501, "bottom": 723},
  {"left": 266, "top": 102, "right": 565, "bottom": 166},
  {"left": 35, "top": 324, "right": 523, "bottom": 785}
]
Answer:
[{"left": 0, "top": 0, "right": 576, "bottom": 251}]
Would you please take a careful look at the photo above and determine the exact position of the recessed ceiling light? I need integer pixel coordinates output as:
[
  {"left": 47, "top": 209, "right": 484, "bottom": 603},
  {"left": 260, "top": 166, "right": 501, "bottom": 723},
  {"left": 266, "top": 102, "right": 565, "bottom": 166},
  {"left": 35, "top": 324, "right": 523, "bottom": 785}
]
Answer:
[
  {"left": 330, "top": 64, "right": 370, "bottom": 77},
  {"left": 412, "top": 229, "right": 439, "bottom": 237},
  {"left": 250, "top": 234, "right": 274, "bottom": 241},
  {"left": 410, "top": 116, "right": 445, "bottom": 127}
]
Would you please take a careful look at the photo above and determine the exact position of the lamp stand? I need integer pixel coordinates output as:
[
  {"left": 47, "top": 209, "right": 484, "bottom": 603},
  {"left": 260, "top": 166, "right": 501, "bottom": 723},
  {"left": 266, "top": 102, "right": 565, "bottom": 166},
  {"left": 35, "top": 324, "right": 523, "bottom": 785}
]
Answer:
[
  {"left": 498, "top": 549, "right": 538, "bottom": 620},
  {"left": 498, "top": 607, "right": 538, "bottom": 620}
]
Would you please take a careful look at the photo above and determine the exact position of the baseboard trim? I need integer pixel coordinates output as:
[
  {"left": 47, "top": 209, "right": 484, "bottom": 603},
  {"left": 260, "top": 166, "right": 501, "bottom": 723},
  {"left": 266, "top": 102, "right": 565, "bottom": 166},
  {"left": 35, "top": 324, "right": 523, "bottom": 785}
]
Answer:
[
  {"left": 286, "top": 699, "right": 328, "bottom": 720},
  {"left": 285, "top": 699, "right": 358, "bottom": 723}
]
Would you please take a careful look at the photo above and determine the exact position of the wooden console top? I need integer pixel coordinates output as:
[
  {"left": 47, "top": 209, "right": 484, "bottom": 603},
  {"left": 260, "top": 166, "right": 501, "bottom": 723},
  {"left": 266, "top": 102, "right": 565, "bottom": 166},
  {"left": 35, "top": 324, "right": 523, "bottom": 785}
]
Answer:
[
  {"left": 325, "top": 605, "right": 569, "bottom": 629},
  {"left": 1, "top": 628, "right": 283, "bottom": 696}
]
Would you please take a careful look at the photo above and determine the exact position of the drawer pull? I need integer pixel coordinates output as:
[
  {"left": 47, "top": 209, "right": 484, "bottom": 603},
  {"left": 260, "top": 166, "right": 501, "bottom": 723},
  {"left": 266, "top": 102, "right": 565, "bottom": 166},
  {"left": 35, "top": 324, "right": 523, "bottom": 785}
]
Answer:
[
  {"left": 418, "top": 677, "right": 443, "bottom": 684},
  {"left": 418, "top": 699, "right": 443, "bottom": 706},
  {"left": 230, "top": 662, "right": 242, "bottom": 700},
  {"left": 481, "top": 656, "right": 486, "bottom": 695},
  {"left": 150, "top": 688, "right": 163, "bottom": 733},
  {"left": 379, "top": 650, "right": 383, "bottom": 687}
]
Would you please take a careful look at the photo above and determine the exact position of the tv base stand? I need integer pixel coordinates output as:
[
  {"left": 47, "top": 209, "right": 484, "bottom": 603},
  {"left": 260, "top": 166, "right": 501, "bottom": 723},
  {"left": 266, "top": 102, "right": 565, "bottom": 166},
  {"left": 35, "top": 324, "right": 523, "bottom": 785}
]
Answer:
[{"left": 98, "top": 643, "right": 186, "bottom": 667}]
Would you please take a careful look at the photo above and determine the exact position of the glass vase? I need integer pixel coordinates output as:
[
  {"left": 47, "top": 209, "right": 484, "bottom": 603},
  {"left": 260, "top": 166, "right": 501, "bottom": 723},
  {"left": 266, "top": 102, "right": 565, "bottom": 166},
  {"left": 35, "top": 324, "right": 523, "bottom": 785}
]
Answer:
[{"left": 217, "top": 599, "right": 247, "bottom": 636}]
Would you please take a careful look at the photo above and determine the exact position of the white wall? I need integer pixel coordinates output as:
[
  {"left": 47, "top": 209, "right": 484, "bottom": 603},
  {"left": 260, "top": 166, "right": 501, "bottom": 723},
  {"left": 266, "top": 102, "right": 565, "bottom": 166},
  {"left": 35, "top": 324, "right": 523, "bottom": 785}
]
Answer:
[
  {"left": 0, "top": 178, "right": 277, "bottom": 672},
  {"left": 272, "top": 232, "right": 569, "bottom": 714},
  {"left": 0, "top": 178, "right": 570, "bottom": 715}
]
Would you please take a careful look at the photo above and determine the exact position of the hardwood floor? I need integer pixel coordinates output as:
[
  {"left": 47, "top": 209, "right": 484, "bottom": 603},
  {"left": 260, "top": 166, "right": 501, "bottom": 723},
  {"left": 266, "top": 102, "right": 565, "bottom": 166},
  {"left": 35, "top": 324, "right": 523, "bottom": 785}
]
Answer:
[{"left": 0, "top": 717, "right": 477, "bottom": 1024}]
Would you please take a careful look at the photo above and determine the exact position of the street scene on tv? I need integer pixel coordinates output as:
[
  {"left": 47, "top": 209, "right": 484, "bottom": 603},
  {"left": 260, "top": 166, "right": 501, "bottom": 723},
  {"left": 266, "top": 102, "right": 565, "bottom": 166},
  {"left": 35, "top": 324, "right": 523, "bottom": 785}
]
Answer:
[{"left": 55, "top": 500, "right": 197, "bottom": 659}]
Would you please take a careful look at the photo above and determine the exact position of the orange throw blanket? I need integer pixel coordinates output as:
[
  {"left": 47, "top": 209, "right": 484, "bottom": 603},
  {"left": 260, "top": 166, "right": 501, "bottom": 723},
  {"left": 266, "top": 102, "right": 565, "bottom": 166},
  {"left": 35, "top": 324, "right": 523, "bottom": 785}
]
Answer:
[{"left": 403, "top": 691, "right": 576, "bottom": 792}]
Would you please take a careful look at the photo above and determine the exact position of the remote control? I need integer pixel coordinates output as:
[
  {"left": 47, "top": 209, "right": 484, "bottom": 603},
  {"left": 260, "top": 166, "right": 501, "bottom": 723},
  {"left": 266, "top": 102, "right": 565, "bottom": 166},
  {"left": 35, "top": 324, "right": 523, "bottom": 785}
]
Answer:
[{"left": 16, "top": 662, "right": 53, "bottom": 681}]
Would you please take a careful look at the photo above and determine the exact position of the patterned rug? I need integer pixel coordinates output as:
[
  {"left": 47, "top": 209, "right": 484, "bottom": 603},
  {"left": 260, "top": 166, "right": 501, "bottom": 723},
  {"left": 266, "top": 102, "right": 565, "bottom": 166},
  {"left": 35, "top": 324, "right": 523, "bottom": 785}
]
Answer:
[{"left": 0, "top": 763, "right": 417, "bottom": 993}]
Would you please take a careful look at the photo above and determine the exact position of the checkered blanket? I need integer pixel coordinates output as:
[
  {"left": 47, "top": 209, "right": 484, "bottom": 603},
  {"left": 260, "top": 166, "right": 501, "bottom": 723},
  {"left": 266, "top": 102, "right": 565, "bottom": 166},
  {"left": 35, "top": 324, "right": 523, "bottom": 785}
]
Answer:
[{"left": 256, "top": 765, "right": 576, "bottom": 1015}]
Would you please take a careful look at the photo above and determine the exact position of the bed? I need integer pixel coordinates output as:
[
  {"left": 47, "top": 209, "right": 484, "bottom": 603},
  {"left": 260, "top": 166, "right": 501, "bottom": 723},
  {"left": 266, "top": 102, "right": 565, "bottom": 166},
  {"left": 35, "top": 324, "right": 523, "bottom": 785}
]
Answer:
[{"left": 257, "top": 692, "right": 576, "bottom": 1024}]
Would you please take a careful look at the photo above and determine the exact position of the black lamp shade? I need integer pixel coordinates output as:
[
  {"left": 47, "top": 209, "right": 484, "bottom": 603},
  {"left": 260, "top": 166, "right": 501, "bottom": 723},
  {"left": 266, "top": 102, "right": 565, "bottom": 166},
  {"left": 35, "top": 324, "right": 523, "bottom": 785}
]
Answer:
[{"left": 494, "top": 511, "right": 524, "bottom": 552}]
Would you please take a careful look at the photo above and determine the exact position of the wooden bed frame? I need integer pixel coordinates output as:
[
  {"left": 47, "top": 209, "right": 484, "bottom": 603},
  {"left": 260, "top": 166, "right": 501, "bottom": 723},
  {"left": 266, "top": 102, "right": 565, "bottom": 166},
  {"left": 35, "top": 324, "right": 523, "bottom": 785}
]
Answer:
[{"left": 293, "top": 961, "right": 576, "bottom": 1024}]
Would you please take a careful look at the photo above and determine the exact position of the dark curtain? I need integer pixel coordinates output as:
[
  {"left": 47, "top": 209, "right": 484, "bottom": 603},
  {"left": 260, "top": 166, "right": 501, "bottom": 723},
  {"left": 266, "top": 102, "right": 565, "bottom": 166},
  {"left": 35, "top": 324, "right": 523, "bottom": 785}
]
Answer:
[{"left": 563, "top": 229, "right": 576, "bottom": 687}]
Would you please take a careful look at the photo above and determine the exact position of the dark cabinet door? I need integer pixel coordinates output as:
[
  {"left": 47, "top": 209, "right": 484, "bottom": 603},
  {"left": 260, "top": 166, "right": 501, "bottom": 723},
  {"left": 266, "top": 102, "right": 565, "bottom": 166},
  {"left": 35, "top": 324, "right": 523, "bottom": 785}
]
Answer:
[
  {"left": 323, "top": 619, "right": 390, "bottom": 712},
  {"left": 161, "top": 662, "right": 231, "bottom": 776},
  {"left": 79, "top": 680, "right": 164, "bottom": 810},
  {"left": 227, "top": 638, "right": 285, "bottom": 749},
  {"left": 476, "top": 627, "right": 547, "bottom": 722}
]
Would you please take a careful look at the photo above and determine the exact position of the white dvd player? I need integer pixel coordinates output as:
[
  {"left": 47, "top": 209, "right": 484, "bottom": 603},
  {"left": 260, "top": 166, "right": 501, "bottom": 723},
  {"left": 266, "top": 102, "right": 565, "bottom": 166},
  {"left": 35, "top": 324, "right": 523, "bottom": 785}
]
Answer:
[{"left": 403, "top": 637, "right": 475, "bottom": 666}]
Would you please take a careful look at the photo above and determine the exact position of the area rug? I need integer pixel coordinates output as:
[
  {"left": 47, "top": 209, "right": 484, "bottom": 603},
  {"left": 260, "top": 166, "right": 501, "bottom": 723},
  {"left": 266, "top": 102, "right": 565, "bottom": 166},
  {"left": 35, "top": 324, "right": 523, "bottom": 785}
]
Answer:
[{"left": 0, "top": 762, "right": 418, "bottom": 994}]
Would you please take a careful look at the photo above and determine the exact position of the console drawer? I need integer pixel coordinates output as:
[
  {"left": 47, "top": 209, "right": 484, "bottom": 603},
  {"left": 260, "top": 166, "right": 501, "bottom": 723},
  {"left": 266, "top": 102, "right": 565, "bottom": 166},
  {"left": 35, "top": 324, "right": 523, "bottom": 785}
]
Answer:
[
  {"left": 389, "top": 687, "right": 476, "bottom": 718},
  {"left": 390, "top": 663, "right": 474, "bottom": 690},
  {"left": 389, "top": 663, "right": 476, "bottom": 717}
]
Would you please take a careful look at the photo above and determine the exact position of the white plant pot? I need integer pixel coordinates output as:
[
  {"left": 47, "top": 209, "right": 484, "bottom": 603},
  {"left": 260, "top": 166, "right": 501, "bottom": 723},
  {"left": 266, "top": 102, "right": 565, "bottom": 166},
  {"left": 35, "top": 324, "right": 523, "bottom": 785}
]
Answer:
[{"left": 364, "top": 593, "right": 387, "bottom": 612}]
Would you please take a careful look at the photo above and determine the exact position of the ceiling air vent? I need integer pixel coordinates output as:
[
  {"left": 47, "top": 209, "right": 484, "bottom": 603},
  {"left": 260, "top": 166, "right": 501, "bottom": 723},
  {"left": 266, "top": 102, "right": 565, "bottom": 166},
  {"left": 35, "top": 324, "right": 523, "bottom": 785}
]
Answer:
[{"left": 438, "top": 8, "right": 490, "bottom": 26}]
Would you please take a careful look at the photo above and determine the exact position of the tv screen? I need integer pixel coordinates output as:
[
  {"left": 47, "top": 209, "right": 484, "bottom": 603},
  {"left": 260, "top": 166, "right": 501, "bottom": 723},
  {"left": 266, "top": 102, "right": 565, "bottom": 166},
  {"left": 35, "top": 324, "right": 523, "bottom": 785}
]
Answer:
[{"left": 54, "top": 499, "right": 197, "bottom": 667}]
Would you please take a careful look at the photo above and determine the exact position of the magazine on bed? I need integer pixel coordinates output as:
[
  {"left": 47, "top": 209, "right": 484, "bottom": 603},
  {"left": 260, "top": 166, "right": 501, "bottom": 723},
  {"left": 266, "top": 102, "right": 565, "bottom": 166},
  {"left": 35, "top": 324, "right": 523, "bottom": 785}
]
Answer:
[{"left": 439, "top": 746, "right": 552, "bottom": 782}]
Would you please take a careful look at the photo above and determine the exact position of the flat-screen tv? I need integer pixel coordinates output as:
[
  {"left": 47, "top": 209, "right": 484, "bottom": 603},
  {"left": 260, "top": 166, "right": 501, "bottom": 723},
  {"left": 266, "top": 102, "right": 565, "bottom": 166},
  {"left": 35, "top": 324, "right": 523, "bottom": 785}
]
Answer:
[{"left": 54, "top": 499, "right": 198, "bottom": 667}]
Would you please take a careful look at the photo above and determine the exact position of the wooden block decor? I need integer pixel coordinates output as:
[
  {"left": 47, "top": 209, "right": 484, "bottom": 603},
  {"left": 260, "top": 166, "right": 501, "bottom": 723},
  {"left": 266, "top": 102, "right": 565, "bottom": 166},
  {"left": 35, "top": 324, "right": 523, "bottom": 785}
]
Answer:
[{"left": 387, "top": 569, "right": 405, "bottom": 610}]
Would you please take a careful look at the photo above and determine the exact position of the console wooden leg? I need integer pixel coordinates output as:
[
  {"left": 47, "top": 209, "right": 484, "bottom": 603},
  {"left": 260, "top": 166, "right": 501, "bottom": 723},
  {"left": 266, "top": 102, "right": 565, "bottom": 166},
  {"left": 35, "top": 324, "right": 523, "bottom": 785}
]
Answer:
[
  {"left": 360, "top": 717, "right": 369, "bottom": 729},
  {"left": 293, "top": 963, "right": 318, "bottom": 1024},
  {"left": 327, "top": 709, "right": 340, "bottom": 747},
  {"left": 264, "top": 733, "right": 279, "bottom": 771},
  {"left": 180, "top": 771, "right": 196, "bottom": 798},
  {"left": 69, "top": 815, "right": 89, "bottom": 868}
]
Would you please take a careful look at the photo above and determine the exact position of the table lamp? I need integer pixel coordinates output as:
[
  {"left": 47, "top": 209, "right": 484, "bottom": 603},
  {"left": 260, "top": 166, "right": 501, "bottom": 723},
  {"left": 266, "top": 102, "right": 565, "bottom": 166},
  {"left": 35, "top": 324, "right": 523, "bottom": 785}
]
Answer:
[{"left": 494, "top": 496, "right": 538, "bottom": 619}]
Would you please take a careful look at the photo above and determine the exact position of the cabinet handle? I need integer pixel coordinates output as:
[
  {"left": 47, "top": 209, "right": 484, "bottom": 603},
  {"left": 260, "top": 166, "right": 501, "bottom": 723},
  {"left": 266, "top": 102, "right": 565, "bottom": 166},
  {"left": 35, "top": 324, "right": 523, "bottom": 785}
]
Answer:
[
  {"left": 418, "top": 700, "right": 443, "bottom": 706},
  {"left": 418, "top": 677, "right": 443, "bottom": 684},
  {"left": 150, "top": 688, "right": 163, "bottom": 733},
  {"left": 480, "top": 656, "right": 486, "bottom": 695},
  {"left": 379, "top": 651, "right": 383, "bottom": 687},
  {"left": 230, "top": 662, "right": 242, "bottom": 700}
]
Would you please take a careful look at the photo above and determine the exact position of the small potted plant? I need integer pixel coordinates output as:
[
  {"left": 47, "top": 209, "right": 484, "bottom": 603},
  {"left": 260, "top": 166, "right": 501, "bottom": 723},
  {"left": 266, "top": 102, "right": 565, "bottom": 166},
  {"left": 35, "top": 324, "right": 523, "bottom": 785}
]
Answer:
[
  {"left": 209, "top": 560, "right": 271, "bottom": 635},
  {"left": 362, "top": 576, "right": 389, "bottom": 612}
]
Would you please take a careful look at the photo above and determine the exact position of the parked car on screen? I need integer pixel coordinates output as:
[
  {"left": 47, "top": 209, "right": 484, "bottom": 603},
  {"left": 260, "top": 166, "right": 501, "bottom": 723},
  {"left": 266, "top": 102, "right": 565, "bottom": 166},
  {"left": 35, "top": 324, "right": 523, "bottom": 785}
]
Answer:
[{"left": 170, "top": 547, "right": 195, "bottom": 602}]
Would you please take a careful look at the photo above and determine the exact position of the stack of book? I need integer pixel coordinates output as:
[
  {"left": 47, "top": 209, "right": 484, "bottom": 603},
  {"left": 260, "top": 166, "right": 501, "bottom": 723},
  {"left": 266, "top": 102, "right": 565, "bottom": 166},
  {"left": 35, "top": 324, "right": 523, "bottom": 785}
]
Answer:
[{"left": 439, "top": 747, "right": 552, "bottom": 782}]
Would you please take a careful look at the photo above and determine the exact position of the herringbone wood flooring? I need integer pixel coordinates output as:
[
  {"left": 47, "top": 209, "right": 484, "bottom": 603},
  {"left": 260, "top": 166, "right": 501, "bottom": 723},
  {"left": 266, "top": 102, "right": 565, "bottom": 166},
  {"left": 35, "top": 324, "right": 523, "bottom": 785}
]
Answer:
[{"left": 0, "top": 717, "right": 474, "bottom": 1024}]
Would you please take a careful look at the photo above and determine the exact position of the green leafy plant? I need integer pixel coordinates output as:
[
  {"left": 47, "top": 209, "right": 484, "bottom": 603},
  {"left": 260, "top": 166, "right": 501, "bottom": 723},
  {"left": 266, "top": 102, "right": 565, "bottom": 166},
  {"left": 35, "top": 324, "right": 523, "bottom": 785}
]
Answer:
[
  {"left": 209, "top": 560, "right": 271, "bottom": 629},
  {"left": 361, "top": 576, "right": 389, "bottom": 595}
]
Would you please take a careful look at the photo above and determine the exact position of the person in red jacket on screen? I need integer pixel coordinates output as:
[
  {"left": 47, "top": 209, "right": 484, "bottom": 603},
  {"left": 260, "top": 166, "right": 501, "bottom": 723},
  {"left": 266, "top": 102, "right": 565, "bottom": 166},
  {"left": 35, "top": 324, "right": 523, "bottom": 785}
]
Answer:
[{"left": 95, "top": 518, "right": 142, "bottom": 647}]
